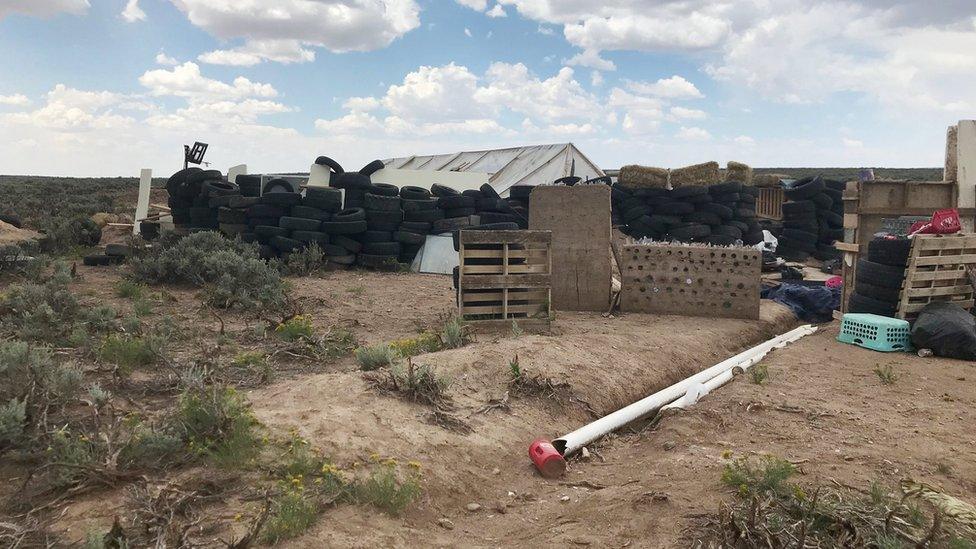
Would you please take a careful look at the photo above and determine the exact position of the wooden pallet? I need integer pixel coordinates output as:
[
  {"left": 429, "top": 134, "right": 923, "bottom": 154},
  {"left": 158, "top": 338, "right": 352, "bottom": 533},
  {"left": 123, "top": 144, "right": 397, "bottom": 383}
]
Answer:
[
  {"left": 756, "top": 187, "right": 784, "bottom": 220},
  {"left": 897, "top": 234, "right": 976, "bottom": 319},
  {"left": 458, "top": 230, "right": 552, "bottom": 329}
]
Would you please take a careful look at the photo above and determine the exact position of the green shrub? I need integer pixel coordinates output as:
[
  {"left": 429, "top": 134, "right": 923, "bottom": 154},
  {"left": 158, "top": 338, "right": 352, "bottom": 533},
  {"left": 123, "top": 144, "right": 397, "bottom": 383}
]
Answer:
[
  {"left": 874, "top": 364, "right": 898, "bottom": 385},
  {"left": 40, "top": 216, "right": 102, "bottom": 252},
  {"left": 388, "top": 333, "right": 442, "bottom": 358},
  {"left": 441, "top": 316, "right": 466, "bottom": 349},
  {"left": 0, "top": 398, "right": 26, "bottom": 447},
  {"left": 351, "top": 463, "right": 422, "bottom": 516},
  {"left": 48, "top": 426, "right": 98, "bottom": 487},
  {"left": 386, "top": 361, "right": 450, "bottom": 406},
  {"left": 355, "top": 344, "right": 397, "bottom": 371},
  {"left": 285, "top": 243, "right": 327, "bottom": 276},
  {"left": 118, "top": 424, "right": 184, "bottom": 468},
  {"left": 114, "top": 279, "right": 146, "bottom": 300},
  {"left": 721, "top": 455, "right": 795, "bottom": 497},
  {"left": 750, "top": 363, "right": 769, "bottom": 385},
  {"left": 261, "top": 488, "right": 320, "bottom": 544},
  {"left": 98, "top": 334, "right": 155, "bottom": 374},
  {"left": 129, "top": 231, "right": 286, "bottom": 312},
  {"left": 176, "top": 385, "right": 260, "bottom": 467},
  {"left": 276, "top": 315, "right": 314, "bottom": 342}
]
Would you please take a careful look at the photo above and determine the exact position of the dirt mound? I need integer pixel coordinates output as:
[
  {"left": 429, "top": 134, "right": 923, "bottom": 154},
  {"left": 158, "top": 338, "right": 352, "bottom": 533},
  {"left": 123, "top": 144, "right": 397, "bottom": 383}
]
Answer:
[{"left": 0, "top": 219, "right": 39, "bottom": 245}]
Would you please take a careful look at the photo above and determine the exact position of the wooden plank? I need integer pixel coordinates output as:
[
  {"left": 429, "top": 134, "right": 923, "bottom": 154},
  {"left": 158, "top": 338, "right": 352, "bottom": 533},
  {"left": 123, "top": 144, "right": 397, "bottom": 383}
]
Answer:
[
  {"left": 460, "top": 230, "right": 551, "bottom": 245},
  {"left": 460, "top": 303, "right": 547, "bottom": 316},
  {"left": 914, "top": 236, "right": 976, "bottom": 251},
  {"left": 462, "top": 264, "right": 549, "bottom": 275},
  {"left": 843, "top": 214, "right": 858, "bottom": 229},
  {"left": 905, "top": 285, "right": 974, "bottom": 297},
  {"left": 856, "top": 207, "right": 976, "bottom": 216},
  {"left": 459, "top": 249, "right": 549, "bottom": 260},
  {"left": 834, "top": 242, "right": 860, "bottom": 253},
  {"left": 460, "top": 273, "right": 552, "bottom": 289},
  {"left": 905, "top": 269, "right": 969, "bottom": 282},
  {"left": 904, "top": 299, "right": 974, "bottom": 314},
  {"left": 913, "top": 254, "right": 976, "bottom": 266},
  {"left": 461, "top": 289, "right": 549, "bottom": 302}
]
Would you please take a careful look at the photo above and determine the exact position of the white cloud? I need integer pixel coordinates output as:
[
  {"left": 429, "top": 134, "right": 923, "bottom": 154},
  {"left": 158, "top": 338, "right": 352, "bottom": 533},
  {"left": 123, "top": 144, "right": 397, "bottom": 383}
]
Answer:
[
  {"left": 0, "top": 0, "right": 88, "bottom": 20},
  {"left": 626, "top": 76, "right": 703, "bottom": 99},
  {"left": 121, "top": 0, "right": 145, "bottom": 22},
  {"left": 1, "top": 84, "right": 134, "bottom": 132},
  {"left": 173, "top": 0, "right": 421, "bottom": 64},
  {"left": 669, "top": 106, "right": 707, "bottom": 120},
  {"left": 139, "top": 62, "right": 278, "bottom": 101},
  {"left": 590, "top": 71, "right": 604, "bottom": 87},
  {"left": 734, "top": 135, "right": 756, "bottom": 146},
  {"left": 455, "top": 0, "right": 487, "bottom": 10},
  {"left": 343, "top": 96, "right": 381, "bottom": 112},
  {"left": 0, "top": 94, "right": 30, "bottom": 107},
  {"left": 537, "top": 25, "right": 554, "bottom": 36},
  {"left": 486, "top": 4, "right": 507, "bottom": 18},
  {"left": 464, "top": 27, "right": 473, "bottom": 37},
  {"left": 155, "top": 52, "right": 178, "bottom": 66},
  {"left": 843, "top": 137, "right": 864, "bottom": 148},
  {"left": 564, "top": 49, "right": 616, "bottom": 71},
  {"left": 676, "top": 126, "right": 712, "bottom": 141}
]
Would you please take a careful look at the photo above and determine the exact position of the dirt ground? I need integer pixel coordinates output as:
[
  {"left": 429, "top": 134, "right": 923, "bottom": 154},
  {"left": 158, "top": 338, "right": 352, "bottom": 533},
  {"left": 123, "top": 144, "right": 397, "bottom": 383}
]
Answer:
[{"left": 16, "top": 265, "right": 976, "bottom": 547}]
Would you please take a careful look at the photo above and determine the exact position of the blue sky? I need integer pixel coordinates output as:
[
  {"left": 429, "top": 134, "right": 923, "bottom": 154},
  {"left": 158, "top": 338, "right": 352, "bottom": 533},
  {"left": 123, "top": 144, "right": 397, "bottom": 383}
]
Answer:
[{"left": 0, "top": 0, "right": 974, "bottom": 176}]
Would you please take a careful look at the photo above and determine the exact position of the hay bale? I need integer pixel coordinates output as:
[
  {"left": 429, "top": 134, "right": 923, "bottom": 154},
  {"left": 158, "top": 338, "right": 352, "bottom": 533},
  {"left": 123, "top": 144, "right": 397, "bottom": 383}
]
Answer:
[
  {"left": 0, "top": 220, "right": 40, "bottom": 245},
  {"left": 91, "top": 212, "right": 112, "bottom": 227},
  {"left": 725, "top": 161, "right": 753, "bottom": 185},
  {"left": 753, "top": 173, "right": 789, "bottom": 188},
  {"left": 669, "top": 161, "right": 720, "bottom": 188},
  {"left": 619, "top": 164, "right": 669, "bottom": 189}
]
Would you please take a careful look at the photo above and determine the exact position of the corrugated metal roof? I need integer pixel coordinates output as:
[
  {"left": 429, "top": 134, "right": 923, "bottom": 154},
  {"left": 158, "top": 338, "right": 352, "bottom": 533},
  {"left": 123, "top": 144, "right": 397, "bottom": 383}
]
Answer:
[{"left": 384, "top": 143, "right": 604, "bottom": 196}]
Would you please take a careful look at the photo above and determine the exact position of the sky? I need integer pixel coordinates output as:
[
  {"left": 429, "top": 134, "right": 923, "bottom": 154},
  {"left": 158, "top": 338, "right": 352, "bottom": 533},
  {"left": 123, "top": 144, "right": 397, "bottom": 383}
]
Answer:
[{"left": 0, "top": 1, "right": 974, "bottom": 176}]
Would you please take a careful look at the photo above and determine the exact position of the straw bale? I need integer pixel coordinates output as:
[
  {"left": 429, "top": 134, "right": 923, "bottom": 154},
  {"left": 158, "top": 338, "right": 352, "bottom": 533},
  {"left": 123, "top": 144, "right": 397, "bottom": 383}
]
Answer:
[
  {"left": 618, "top": 164, "right": 669, "bottom": 189},
  {"left": 669, "top": 161, "right": 720, "bottom": 188}
]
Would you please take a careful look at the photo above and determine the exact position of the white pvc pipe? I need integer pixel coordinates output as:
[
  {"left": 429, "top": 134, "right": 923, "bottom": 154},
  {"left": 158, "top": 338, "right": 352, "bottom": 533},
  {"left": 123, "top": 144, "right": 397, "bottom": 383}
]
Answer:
[{"left": 552, "top": 324, "right": 817, "bottom": 456}]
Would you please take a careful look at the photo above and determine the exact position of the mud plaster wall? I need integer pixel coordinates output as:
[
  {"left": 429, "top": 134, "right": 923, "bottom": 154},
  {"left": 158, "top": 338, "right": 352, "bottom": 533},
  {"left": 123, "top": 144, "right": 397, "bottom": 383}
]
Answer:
[
  {"left": 529, "top": 185, "right": 611, "bottom": 311},
  {"left": 619, "top": 244, "right": 761, "bottom": 320}
]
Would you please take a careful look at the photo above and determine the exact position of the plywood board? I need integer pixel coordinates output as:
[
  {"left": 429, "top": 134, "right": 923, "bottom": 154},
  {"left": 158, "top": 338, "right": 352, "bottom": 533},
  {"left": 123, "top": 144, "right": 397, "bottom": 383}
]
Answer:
[
  {"left": 133, "top": 168, "right": 151, "bottom": 235},
  {"left": 529, "top": 185, "right": 611, "bottom": 311},
  {"left": 619, "top": 243, "right": 761, "bottom": 320},
  {"left": 958, "top": 120, "right": 976, "bottom": 232}
]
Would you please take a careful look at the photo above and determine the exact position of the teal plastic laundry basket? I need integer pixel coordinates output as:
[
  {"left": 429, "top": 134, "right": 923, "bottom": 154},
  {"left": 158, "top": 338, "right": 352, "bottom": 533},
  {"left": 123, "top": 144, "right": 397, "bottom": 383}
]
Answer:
[{"left": 837, "top": 313, "right": 911, "bottom": 352}]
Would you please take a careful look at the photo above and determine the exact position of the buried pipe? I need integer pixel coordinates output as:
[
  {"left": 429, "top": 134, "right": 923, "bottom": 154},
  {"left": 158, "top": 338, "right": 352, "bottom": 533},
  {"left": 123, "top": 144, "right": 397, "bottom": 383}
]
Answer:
[{"left": 548, "top": 324, "right": 818, "bottom": 459}]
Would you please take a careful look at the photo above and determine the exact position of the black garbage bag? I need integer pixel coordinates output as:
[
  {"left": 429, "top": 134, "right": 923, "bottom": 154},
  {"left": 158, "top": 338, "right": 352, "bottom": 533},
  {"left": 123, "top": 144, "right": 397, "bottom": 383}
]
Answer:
[{"left": 910, "top": 301, "right": 976, "bottom": 360}]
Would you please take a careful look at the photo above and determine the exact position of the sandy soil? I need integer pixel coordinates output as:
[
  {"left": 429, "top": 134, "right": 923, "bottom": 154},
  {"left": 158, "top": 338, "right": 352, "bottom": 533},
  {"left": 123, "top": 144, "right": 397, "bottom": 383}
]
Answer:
[
  {"left": 0, "top": 220, "right": 40, "bottom": 245},
  {"left": 23, "top": 266, "right": 976, "bottom": 547}
]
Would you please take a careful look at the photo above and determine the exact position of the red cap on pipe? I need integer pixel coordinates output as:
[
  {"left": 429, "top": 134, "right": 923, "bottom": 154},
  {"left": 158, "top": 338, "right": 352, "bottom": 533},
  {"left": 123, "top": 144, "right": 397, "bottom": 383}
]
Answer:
[{"left": 528, "top": 438, "right": 567, "bottom": 478}]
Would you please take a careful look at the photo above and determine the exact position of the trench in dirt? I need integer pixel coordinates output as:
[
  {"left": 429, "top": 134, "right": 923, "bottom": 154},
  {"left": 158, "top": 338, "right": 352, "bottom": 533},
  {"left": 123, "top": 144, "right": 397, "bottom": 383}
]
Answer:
[{"left": 246, "top": 272, "right": 799, "bottom": 546}]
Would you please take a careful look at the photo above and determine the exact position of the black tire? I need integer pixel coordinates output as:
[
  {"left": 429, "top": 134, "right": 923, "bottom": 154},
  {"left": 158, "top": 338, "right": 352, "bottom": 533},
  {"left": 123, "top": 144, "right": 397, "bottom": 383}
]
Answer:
[
  {"left": 784, "top": 176, "right": 825, "bottom": 200},
  {"left": 395, "top": 230, "right": 426, "bottom": 245},
  {"left": 509, "top": 185, "right": 533, "bottom": 199},
  {"left": 867, "top": 238, "right": 912, "bottom": 266},
  {"left": 778, "top": 235, "right": 816, "bottom": 253},
  {"left": 334, "top": 208, "right": 366, "bottom": 222},
  {"left": 712, "top": 225, "right": 743, "bottom": 239},
  {"left": 400, "top": 221, "right": 431, "bottom": 233},
  {"left": 709, "top": 181, "right": 742, "bottom": 194},
  {"left": 700, "top": 203, "right": 734, "bottom": 220},
  {"left": 431, "top": 184, "right": 459, "bottom": 197},
  {"left": 217, "top": 207, "right": 247, "bottom": 225},
  {"left": 462, "top": 189, "right": 483, "bottom": 199},
  {"left": 321, "top": 244, "right": 348, "bottom": 256},
  {"left": 479, "top": 212, "right": 524, "bottom": 225},
  {"left": 365, "top": 208, "right": 403, "bottom": 223},
  {"left": 624, "top": 205, "right": 651, "bottom": 223},
  {"left": 400, "top": 186, "right": 431, "bottom": 200},
  {"left": 782, "top": 201, "right": 816, "bottom": 216},
  {"left": 480, "top": 183, "right": 501, "bottom": 199},
  {"left": 368, "top": 220, "right": 400, "bottom": 232},
  {"left": 82, "top": 254, "right": 114, "bottom": 266},
  {"left": 359, "top": 230, "right": 393, "bottom": 243},
  {"left": 203, "top": 180, "right": 238, "bottom": 197},
  {"left": 711, "top": 192, "right": 740, "bottom": 204},
  {"left": 703, "top": 235, "right": 737, "bottom": 246},
  {"left": 554, "top": 176, "right": 581, "bottom": 186},
  {"left": 305, "top": 187, "right": 342, "bottom": 211},
  {"left": 208, "top": 194, "right": 236, "bottom": 208},
  {"left": 220, "top": 223, "right": 247, "bottom": 236},
  {"left": 254, "top": 225, "right": 288, "bottom": 239},
  {"left": 360, "top": 159, "right": 385, "bottom": 176},
  {"left": 743, "top": 230, "right": 764, "bottom": 245},
  {"left": 368, "top": 183, "right": 400, "bottom": 197},
  {"left": 432, "top": 217, "right": 472, "bottom": 234},
  {"left": 279, "top": 217, "right": 321, "bottom": 231},
  {"left": 856, "top": 259, "right": 906, "bottom": 288},
  {"left": 321, "top": 220, "right": 367, "bottom": 235},
  {"left": 315, "top": 156, "right": 344, "bottom": 174},
  {"left": 264, "top": 178, "right": 298, "bottom": 194},
  {"left": 856, "top": 281, "right": 902, "bottom": 302},
  {"left": 687, "top": 194, "right": 713, "bottom": 205},
  {"left": 656, "top": 202, "right": 694, "bottom": 215},
  {"left": 824, "top": 179, "right": 846, "bottom": 191},
  {"left": 404, "top": 208, "right": 445, "bottom": 222},
  {"left": 357, "top": 253, "right": 400, "bottom": 269},
  {"left": 262, "top": 192, "right": 302, "bottom": 207},
  {"left": 670, "top": 186, "right": 709, "bottom": 199},
  {"left": 402, "top": 198, "right": 437, "bottom": 212},
  {"left": 247, "top": 204, "right": 286, "bottom": 219},
  {"left": 819, "top": 210, "right": 843, "bottom": 227},
  {"left": 332, "top": 235, "right": 363, "bottom": 253},
  {"left": 364, "top": 193, "right": 401, "bottom": 212},
  {"left": 740, "top": 186, "right": 760, "bottom": 197},
  {"left": 331, "top": 172, "right": 370, "bottom": 190},
  {"left": 666, "top": 223, "right": 710, "bottom": 241},
  {"left": 363, "top": 241, "right": 401, "bottom": 255},
  {"left": 291, "top": 205, "right": 326, "bottom": 220},
  {"left": 445, "top": 207, "right": 477, "bottom": 218},
  {"left": 812, "top": 193, "right": 833, "bottom": 210},
  {"left": 328, "top": 254, "right": 356, "bottom": 265},
  {"left": 735, "top": 208, "right": 757, "bottom": 219},
  {"left": 291, "top": 231, "right": 330, "bottom": 244},
  {"left": 229, "top": 196, "right": 261, "bottom": 209},
  {"left": 685, "top": 211, "right": 722, "bottom": 226},
  {"left": 848, "top": 292, "right": 897, "bottom": 316},
  {"left": 271, "top": 236, "right": 302, "bottom": 253},
  {"left": 236, "top": 174, "right": 262, "bottom": 197},
  {"left": 476, "top": 197, "right": 505, "bottom": 211},
  {"left": 782, "top": 228, "right": 817, "bottom": 244},
  {"left": 437, "top": 195, "right": 475, "bottom": 209}
]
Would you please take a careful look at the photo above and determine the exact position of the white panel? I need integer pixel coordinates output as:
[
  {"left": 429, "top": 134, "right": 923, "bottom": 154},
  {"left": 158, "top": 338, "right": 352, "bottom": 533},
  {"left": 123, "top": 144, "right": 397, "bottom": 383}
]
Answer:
[
  {"left": 226, "top": 164, "right": 247, "bottom": 184},
  {"left": 134, "top": 169, "right": 152, "bottom": 234},
  {"left": 306, "top": 163, "right": 332, "bottom": 188},
  {"left": 957, "top": 120, "right": 976, "bottom": 231}
]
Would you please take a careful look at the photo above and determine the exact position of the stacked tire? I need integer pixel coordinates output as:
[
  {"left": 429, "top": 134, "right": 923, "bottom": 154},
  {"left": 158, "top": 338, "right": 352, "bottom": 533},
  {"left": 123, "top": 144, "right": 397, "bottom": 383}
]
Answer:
[
  {"left": 848, "top": 237, "right": 911, "bottom": 317},
  {"left": 357, "top": 182, "right": 403, "bottom": 269},
  {"left": 166, "top": 168, "right": 224, "bottom": 230},
  {"left": 613, "top": 181, "right": 763, "bottom": 245},
  {"left": 506, "top": 185, "right": 533, "bottom": 221},
  {"left": 778, "top": 176, "right": 844, "bottom": 261},
  {"left": 397, "top": 185, "right": 437, "bottom": 264}
]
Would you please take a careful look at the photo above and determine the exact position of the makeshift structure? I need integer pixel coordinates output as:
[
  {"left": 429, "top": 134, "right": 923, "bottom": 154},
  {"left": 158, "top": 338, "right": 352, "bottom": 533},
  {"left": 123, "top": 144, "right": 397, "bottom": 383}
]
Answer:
[
  {"left": 897, "top": 234, "right": 976, "bottom": 320},
  {"left": 383, "top": 143, "right": 604, "bottom": 198}
]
